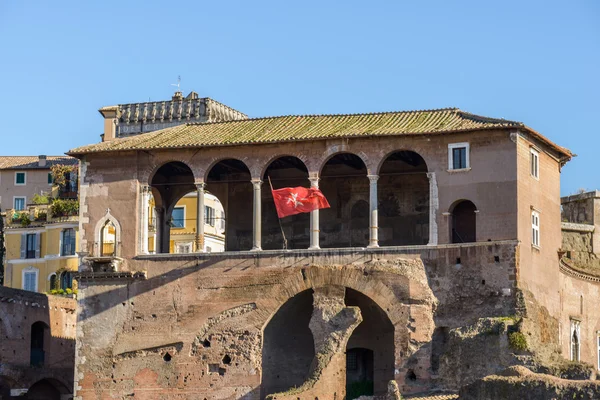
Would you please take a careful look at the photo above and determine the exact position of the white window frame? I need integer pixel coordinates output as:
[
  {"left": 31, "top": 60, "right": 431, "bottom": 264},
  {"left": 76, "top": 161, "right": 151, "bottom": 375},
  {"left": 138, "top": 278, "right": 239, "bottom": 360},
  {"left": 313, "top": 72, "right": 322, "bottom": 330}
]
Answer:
[
  {"left": 171, "top": 206, "right": 186, "bottom": 229},
  {"left": 531, "top": 210, "right": 540, "bottom": 248},
  {"left": 530, "top": 147, "right": 540, "bottom": 180},
  {"left": 570, "top": 319, "right": 581, "bottom": 362},
  {"left": 22, "top": 266, "right": 39, "bottom": 292},
  {"left": 448, "top": 142, "right": 470, "bottom": 170},
  {"left": 14, "top": 171, "right": 26, "bottom": 185},
  {"left": 175, "top": 241, "right": 193, "bottom": 254},
  {"left": 13, "top": 196, "right": 26, "bottom": 211}
]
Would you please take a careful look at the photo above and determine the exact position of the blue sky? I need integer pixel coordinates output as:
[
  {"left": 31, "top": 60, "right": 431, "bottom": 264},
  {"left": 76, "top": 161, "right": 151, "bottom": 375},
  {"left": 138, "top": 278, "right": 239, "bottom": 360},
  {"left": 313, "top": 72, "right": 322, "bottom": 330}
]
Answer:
[{"left": 0, "top": 1, "right": 598, "bottom": 195}]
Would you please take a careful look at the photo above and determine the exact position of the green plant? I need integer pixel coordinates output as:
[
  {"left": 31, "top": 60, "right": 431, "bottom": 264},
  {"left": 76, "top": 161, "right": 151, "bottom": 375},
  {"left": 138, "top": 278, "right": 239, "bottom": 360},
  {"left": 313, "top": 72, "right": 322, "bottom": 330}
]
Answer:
[
  {"left": 508, "top": 331, "right": 528, "bottom": 351},
  {"left": 32, "top": 193, "right": 50, "bottom": 205},
  {"left": 35, "top": 212, "right": 47, "bottom": 221},
  {"left": 50, "top": 164, "right": 76, "bottom": 189},
  {"left": 19, "top": 212, "right": 31, "bottom": 227},
  {"left": 51, "top": 199, "right": 79, "bottom": 217}
]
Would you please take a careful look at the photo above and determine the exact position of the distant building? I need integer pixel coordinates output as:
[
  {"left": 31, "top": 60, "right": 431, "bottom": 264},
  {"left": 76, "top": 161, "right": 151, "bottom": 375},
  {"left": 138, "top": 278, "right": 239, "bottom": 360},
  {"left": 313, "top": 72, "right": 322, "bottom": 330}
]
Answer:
[{"left": 1, "top": 156, "right": 79, "bottom": 294}]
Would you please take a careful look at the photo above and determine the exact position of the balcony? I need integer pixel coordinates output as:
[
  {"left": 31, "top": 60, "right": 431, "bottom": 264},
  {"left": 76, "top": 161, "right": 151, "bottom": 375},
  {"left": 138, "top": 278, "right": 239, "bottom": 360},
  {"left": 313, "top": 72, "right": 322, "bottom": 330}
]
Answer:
[{"left": 5, "top": 202, "right": 78, "bottom": 228}]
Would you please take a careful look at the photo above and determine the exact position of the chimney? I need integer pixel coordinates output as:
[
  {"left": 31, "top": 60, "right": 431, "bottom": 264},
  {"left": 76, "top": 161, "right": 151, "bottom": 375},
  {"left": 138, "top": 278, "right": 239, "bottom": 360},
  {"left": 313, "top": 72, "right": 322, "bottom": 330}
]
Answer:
[
  {"left": 38, "top": 155, "right": 47, "bottom": 167},
  {"left": 98, "top": 106, "right": 120, "bottom": 142},
  {"left": 172, "top": 91, "right": 183, "bottom": 101}
]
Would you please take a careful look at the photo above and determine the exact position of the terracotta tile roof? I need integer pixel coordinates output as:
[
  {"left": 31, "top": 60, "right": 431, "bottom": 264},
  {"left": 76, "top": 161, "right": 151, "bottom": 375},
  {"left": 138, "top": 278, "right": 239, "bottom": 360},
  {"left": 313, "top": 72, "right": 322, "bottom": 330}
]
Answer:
[
  {"left": 67, "top": 108, "right": 571, "bottom": 159},
  {"left": 405, "top": 393, "right": 459, "bottom": 400},
  {"left": 0, "top": 156, "right": 78, "bottom": 170}
]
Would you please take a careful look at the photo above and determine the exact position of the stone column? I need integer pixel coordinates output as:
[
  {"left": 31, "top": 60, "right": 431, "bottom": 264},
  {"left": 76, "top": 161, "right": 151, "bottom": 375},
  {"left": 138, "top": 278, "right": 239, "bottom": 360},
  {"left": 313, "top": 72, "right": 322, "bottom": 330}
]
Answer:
[
  {"left": 195, "top": 183, "right": 205, "bottom": 252},
  {"left": 140, "top": 185, "right": 150, "bottom": 254},
  {"left": 154, "top": 207, "right": 165, "bottom": 253},
  {"left": 367, "top": 174, "right": 379, "bottom": 248},
  {"left": 308, "top": 177, "right": 320, "bottom": 250},
  {"left": 251, "top": 179, "right": 262, "bottom": 251},
  {"left": 427, "top": 172, "right": 439, "bottom": 246}
]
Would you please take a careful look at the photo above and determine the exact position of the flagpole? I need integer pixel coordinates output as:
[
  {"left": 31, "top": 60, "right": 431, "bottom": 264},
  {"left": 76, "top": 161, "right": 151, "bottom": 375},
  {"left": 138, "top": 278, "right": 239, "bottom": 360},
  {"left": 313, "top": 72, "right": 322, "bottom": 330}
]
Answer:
[{"left": 268, "top": 176, "right": 288, "bottom": 250}]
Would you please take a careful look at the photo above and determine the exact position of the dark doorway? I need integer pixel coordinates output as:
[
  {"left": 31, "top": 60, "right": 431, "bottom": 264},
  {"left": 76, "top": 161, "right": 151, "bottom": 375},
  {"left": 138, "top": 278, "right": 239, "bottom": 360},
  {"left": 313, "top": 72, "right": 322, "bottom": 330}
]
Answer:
[
  {"left": 345, "top": 289, "right": 394, "bottom": 395},
  {"left": 346, "top": 348, "right": 374, "bottom": 399},
  {"left": 26, "top": 379, "right": 61, "bottom": 400},
  {"left": 261, "top": 290, "right": 315, "bottom": 398},
  {"left": 378, "top": 150, "right": 429, "bottom": 246},
  {"left": 263, "top": 156, "right": 310, "bottom": 250},
  {"left": 30, "top": 322, "right": 47, "bottom": 367},
  {"left": 451, "top": 200, "right": 477, "bottom": 243},
  {"left": 320, "top": 153, "right": 368, "bottom": 248}
]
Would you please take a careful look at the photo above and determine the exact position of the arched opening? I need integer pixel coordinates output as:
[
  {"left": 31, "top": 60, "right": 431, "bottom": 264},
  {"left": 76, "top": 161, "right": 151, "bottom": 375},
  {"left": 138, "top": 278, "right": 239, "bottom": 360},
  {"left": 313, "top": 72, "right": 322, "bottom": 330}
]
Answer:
[
  {"left": 26, "top": 379, "right": 65, "bottom": 400},
  {"left": 150, "top": 161, "right": 196, "bottom": 253},
  {"left": 49, "top": 273, "right": 58, "bottom": 291},
  {"left": 320, "top": 153, "right": 368, "bottom": 248},
  {"left": 30, "top": 321, "right": 49, "bottom": 367},
  {"left": 345, "top": 288, "right": 395, "bottom": 396},
  {"left": 571, "top": 328, "right": 580, "bottom": 362},
  {"left": 206, "top": 159, "right": 252, "bottom": 251},
  {"left": 378, "top": 151, "right": 429, "bottom": 246},
  {"left": 450, "top": 200, "right": 477, "bottom": 243},
  {"left": 60, "top": 271, "right": 73, "bottom": 290},
  {"left": 100, "top": 220, "right": 116, "bottom": 256},
  {"left": 262, "top": 156, "right": 310, "bottom": 250},
  {"left": 0, "top": 376, "right": 16, "bottom": 400},
  {"left": 261, "top": 290, "right": 315, "bottom": 398}
]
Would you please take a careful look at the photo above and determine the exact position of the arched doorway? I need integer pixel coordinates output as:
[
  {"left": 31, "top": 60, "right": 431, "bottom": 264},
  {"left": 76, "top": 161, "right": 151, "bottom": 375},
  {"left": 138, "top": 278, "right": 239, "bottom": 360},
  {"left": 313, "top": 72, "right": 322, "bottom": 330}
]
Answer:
[
  {"left": 206, "top": 159, "right": 252, "bottom": 251},
  {"left": 150, "top": 161, "right": 196, "bottom": 253},
  {"left": 320, "top": 153, "right": 369, "bottom": 248},
  {"left": 261, "top": 290, "right": 315, "bottom": 398},
  {"left": 450, "top": 200, "right": 477, "bottom": 243},
  {"left": 30, "top": 322, "right": 48, "bottom": 367},
  {"left": 263, "top": 156, "right": 310, "bottom": 250},
  {"left": 345, "top": 288, "right": 394, "bottom": 397},
  {"left": 26, "top": 379, "right": 67, "bottom": 400},
  {"left": 378, "top": 151, "right": 429, "bottom": 246}
]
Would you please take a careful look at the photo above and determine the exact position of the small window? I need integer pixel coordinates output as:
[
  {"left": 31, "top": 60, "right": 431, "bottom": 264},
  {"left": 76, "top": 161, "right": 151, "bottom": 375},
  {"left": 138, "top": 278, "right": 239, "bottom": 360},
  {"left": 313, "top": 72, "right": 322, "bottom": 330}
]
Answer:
[
  {"left": 23, "top": 268, "right": 38, "bottom": 292},
  {"left": 531, "top": 210, "right": 540, "bottom": 247},
  {"left": 448, "top": 143, "right": 470, "bottom": 170},
  {"left": 570, "top": 320, "right": 580, "bottom": 362},
  {"left": 48, "top": 173, "right": 53, "bottom": 185},
  {"left": 205, "top": 206, "right": 215, "bottom": 226},
  {"left": 206, "top": 246, "right": 212, "bottom": 253},
  {"left": 220, "top": 210, "right": 225, "bottom": 231},
  {"left": 14, "top": 196, "right": 26, "bottom": 210},
  {"left": 15, "top": 172, "right": 26, "bottom": 185},
  {"left": 26, "top": 234, "right": 37, "bottom": 259},
  {"left": 61, "top": 228, "right": 76, "bottom": 256},
  {"left": 175, "top": 242, "right": 192, "bottom": 254},
  {"left": 530, "top": 148, "right": 539, "bottom": 179},
  {"left": 171, "top": 207, "right": 184, "bottom": 228}
]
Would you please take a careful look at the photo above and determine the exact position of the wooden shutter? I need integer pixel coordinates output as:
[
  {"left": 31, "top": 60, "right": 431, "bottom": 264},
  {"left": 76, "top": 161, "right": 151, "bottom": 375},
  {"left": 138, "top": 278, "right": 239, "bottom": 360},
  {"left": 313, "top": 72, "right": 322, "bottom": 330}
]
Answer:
[
  {"left": 20, "top": 234, "right": 26, "bottom": 259},
  {"left": 35, "top": 233, "right": 41, "bottom": 259}
]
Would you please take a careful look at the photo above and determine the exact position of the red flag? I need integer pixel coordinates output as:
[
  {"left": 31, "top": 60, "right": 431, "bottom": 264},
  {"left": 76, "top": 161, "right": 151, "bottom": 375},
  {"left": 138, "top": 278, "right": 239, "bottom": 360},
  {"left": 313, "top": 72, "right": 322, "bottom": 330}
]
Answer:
[{"left": 271, "top": 186, "right": 330, "bottom": 218}]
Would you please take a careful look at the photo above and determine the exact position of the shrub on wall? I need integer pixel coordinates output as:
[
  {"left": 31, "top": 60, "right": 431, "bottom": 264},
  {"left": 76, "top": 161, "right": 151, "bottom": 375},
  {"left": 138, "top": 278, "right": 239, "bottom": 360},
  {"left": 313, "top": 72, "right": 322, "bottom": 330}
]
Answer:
[{"left": 51, "top": 199, "right": 79, "bottom": 217}]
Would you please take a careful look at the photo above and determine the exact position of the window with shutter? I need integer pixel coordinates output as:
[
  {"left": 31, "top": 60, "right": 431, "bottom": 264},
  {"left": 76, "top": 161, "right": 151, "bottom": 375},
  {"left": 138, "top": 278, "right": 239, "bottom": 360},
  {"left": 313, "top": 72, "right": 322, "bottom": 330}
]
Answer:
[
  {"left": 26, "top": 234, "right": 36, "bottom": 259},
  {"left": 61, "top": 228, "right": 76, "bottom": 256},
  {"left": 22, "top": 269, "right": 38, "bottom": 292}
]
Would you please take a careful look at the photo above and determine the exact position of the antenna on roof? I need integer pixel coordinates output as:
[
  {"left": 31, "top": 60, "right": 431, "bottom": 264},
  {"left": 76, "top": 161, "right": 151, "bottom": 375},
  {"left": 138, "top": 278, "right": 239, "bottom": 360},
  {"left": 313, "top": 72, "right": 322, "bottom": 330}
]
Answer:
[{"left": 171, "top": 75, "right": 181, "bottom": 93}]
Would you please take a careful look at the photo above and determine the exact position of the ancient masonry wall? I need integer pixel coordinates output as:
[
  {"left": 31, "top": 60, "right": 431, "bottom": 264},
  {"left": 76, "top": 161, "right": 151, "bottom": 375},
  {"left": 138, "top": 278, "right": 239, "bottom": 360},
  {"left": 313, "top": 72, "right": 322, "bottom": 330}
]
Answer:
[{"left": 74, "top": 242, "right": 518, "bottom": 399}]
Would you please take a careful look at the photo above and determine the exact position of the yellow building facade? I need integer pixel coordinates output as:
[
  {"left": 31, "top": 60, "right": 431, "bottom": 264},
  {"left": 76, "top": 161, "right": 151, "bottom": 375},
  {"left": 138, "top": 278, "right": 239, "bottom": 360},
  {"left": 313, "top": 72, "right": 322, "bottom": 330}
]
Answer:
[
  {"left": 3, "top": 207, "right": 79, "bottom": 293},
  {"left": 149, "top": 191, "right": 225, "bottom": 254}
]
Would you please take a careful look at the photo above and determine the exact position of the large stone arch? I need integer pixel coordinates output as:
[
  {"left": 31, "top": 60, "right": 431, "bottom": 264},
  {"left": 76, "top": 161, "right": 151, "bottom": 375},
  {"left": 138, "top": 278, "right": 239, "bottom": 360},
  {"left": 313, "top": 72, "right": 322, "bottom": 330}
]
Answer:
[
  {"left": 375, "top": 148, "right": 430, "bottom": 175},
  {"left": 202, "top": 156, "right": 253, "bottom": 183},
  {"left": 142, "top": 156, "right": 198, "bottom": 186},
  {"left": 317, "top": 146, "right": 372, "bottom": 176},
  {"left": 259, "top": 153, "right": 311, "bottom": 180}
]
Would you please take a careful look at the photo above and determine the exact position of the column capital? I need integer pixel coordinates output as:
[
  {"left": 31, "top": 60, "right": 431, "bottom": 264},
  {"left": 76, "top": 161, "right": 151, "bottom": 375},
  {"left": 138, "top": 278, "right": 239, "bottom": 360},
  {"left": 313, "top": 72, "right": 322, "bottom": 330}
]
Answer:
[
  {"left": 140, "top": 184, "right": 150, "bottom": 193},
  {"left": 195, "top": 182, "right": 206, "bottom": 190},
  {"left": 367, "top": 174, "right": 379, "bottom": 182},
  {"left": 426, "top": 171, "right": 435, "bottom": 180},
  {"left": 251, "top": 179, "right": 263, "bottom": 188},
  {"left": 308, "top": 176, "right": 320, "bottom": 187}
]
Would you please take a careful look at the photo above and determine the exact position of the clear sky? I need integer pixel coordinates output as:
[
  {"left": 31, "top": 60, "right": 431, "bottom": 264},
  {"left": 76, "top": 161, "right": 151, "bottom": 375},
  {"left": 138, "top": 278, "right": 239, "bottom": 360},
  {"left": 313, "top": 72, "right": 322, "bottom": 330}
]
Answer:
[{"left": 0, "top": 1, "right": 598, "bottom": 195}]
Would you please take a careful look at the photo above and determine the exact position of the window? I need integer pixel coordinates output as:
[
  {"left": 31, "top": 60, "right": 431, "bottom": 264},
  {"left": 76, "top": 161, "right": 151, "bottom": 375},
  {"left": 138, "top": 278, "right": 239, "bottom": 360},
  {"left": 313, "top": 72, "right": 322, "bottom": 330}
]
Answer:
[
  {"left": 530, "top": 148, "right": 539, "bottom": 179},
  {"left": 60, "top": 271, "right": 73, "bottom": 290},
  {"left": 61, "top": 228, "right": 76, "bottom": 256},
  {"left": 22, "top": 267, "right": 38, "bottom": 292},
  {"left": 171, "top": 207, "right": 185, "bottom": 228},
  {"left": 15, "top": 171, "right": 26, "bottom": 185},
  {"left": 205, "top": 206, "right": 215, "bottom": 226},
  {"left": 14, "top": 196, "right": 26, "bottom": 210},
  {"left": 48, "top": 173, "right": 53, "bottom": 185},
  {"left": 531, "top": 210, "right": 540, "bottom": 247},
  {"left": 448, "top": 143, "right": 470, "bottom": 170},
  {"left": 206, "top": 246, "right": 212, "bottom": 253},
  {"left": 26, "top": 234, "right": 37, "bottom": 259},
  {"left": 175, "top": 242, "right": 192, "bottom": 254},
  {"left": 597, "top": 334, "right": 600, "bottom": 370},
  {"left": 570, "top": 320, "right": 580, "bottom": 362},
  {"left": 220, "top": 210, "right": 225, "bottom": 231}
]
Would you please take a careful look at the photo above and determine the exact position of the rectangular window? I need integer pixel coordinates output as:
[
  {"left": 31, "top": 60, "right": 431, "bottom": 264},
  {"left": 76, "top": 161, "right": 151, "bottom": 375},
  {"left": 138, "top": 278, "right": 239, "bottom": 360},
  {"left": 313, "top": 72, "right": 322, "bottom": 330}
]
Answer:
[
  {"left": 205, "top": 206, "right": 215, "bottom": 226},
  {"left": 14, "top": 196, "right": 26, "bottom": 210},
  {"left": 48, "top": 173, "right": 53, "bottom": 184},
  {"left": 220, "top": 210, "right": 225, "bottom": 231},
  {"left": 448, "top": 143, "right": 470, "bottom": 170},
  {"left": 530, "top": 148, "right": 539, "bottom": 179},
  {"left": 171, "top": 207, "right": 184, "bottom": 228},
  {"left": 15, "top": 172, "right": 26, "bottom": 185},
  {"left": 26, "top": 234, "right": 36, "bottom": 259},
  {"left": 23, "top": 271, "right": 37, "bottom": 292},
  {"left": 175, "top": 242, "right": 192, "bottom": 254},
  {"left": 532, "top": 210, "right": 540, "bottom": 247},
  {"left": 61, "top": 228, "right": 76, "bottom": 256}
]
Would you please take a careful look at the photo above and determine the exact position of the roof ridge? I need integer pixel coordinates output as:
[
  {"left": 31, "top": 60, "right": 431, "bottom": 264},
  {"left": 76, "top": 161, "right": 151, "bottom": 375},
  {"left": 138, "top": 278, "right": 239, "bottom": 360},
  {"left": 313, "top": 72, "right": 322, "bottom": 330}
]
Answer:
[
  {"left": 186, "top": 107, "right": 460, "bottom": 127},
  {"left": 457, "top": 110, "right": 524, "bottom": 126}
]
